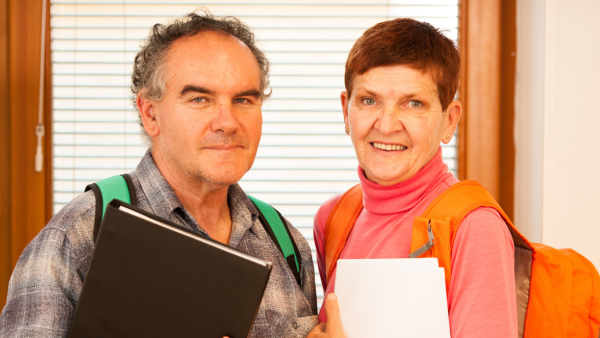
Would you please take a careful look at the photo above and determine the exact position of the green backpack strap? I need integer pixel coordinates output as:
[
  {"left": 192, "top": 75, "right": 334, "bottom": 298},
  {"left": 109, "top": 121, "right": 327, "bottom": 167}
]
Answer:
[
  {"left": 247, "top": 194, "right": 302, "bottom": 285},
  {"left": 84, "top": 176, "right": 302, "bottom": 286},
  {"left": 85, "top": 174, "right": 137, "bottom": 243}
]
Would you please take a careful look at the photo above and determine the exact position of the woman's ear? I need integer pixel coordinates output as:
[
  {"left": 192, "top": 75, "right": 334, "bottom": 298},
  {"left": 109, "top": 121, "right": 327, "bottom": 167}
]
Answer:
[
  {"left": 442, "top": 100, "right": 462, "bottom": 144},
  {"left": 137, "top": 91, "right": 160, "bottom": 138},
  {"left": 341, "top": 91, "right": 350, "bottom": 134}
]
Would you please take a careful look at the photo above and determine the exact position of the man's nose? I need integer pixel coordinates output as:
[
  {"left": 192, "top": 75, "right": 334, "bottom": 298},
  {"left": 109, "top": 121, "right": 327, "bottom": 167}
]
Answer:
[
  {"left": 374, "top": 105, "right": 404, "bottom": 135},
  {"left": 211, "top": 101, "right": 239, "bottom": 133}
]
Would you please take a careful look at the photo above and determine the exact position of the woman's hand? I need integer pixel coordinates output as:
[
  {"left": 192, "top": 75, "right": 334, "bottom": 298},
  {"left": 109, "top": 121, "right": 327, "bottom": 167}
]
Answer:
[{"left": 307, "top": 293, "right": 347, "bottom": 338}]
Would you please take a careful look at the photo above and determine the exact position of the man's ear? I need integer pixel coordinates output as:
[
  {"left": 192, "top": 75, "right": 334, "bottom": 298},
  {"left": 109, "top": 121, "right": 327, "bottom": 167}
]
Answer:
[
  {"left": 137, "top": 91, "right": 159, "bottom": 138},
  {"left": 442, "top": 100, "right": 462, "bottom": 144},
  {"left": 341, "top": 91, "right": 350, "bottom": 133}
]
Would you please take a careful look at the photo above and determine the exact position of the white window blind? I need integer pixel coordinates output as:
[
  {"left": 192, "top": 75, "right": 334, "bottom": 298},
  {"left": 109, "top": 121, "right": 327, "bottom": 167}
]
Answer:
[{"left": 51, "top": 0, "right": 459, "bottom": 306}]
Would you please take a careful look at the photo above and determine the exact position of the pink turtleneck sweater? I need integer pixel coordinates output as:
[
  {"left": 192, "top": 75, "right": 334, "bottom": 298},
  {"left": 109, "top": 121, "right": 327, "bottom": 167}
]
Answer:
[{"left": 313, "top": 148, "right": 517, "bottom": 337}]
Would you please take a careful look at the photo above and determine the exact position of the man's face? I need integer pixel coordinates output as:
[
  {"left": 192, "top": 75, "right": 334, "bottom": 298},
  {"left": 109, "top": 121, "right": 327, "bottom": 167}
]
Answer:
[
  {"left": 143, "top": 31, "right": 263, "bottom": 187},
  {"left": 342, "top": 64, "right": 459, "bottom": 186}
]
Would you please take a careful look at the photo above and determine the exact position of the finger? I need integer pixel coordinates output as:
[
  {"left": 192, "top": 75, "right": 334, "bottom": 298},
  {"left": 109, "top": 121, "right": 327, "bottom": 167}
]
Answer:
[
  {"left": 307, "top": 322, "right": 326, "bottom": 336},
  {"left": 324, "top": 293, "right": 342, "bottom": 333}
]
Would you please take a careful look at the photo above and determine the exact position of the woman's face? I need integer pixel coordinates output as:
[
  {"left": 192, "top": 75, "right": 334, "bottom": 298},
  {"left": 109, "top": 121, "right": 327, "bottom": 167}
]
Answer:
[{"left": 342, "top": 64, "right": 461, "bottom": 186}]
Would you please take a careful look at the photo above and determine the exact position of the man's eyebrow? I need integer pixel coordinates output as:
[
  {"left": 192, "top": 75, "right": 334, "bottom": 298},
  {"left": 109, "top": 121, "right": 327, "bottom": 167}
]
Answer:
[
  {"left": 180, "top": 85, "right": 214, "bottom": 96},
  {"left": 235, "top": 89, "right": 262, "bottom": 98}
]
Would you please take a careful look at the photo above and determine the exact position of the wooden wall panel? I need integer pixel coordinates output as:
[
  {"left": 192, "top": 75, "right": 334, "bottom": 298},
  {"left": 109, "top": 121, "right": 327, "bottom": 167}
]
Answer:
[
  {"left": 499, "top": 0, "right": 516, "bottom": 219},
  {"left": 7, "top": 0, "right": 53, "bottom": 271},
  {"left": 458, "top": 0, "right": 502, "bottom": 200},
  {"left": 0, "top": 0, "right": 11, "bottom": 310}
]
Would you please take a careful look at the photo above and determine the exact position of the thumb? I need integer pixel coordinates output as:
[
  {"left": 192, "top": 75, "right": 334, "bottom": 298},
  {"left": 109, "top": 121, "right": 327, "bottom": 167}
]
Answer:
[{"left": 324, "top": 293, "right": 343, "bottom": 333}]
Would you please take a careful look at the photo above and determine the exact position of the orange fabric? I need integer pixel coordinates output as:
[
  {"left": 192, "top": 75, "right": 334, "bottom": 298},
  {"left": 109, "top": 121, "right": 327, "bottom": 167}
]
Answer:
[
  {"left": 411, "top": 181, "right": 530, "bottom": 292},
  {"left": 576, "top": 252, "right": 600, "bottom": 337},
  {"left": 524, "top": 243, "right": 572, "bottom": 337},
  {"left": 324, "top": 179, "right": 600, "bottom": 336},
  {"left": 324, "top": 184, "right": 363, "bottom": 284},
  {"left": 410, "top": 216, "right": 453, "bottom": 293},
  {"left": 562, "top": 249, "right": 593, "bottom": 337}
]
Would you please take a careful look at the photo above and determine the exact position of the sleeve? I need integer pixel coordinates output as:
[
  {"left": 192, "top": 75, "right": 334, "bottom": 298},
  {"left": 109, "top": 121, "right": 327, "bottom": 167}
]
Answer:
[
  {"left": 313, "top": 193, "right": 342, "bottom": 292},
  {"left": 0, "top": 228, "right": 84, "bottom": 338},
  {"left": 447, "top": 207, "right": 518, "bottom": 338},
  {"left": 286, "top": 219, "right": 319, "bottom": 316},
  {"left": 0, "top": 191, "right": 95, "bottom": 338}
]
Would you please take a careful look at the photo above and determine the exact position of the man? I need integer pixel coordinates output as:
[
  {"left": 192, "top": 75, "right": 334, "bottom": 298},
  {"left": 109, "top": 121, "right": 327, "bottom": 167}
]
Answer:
[{"left": 0, "top": 12, "right": 318, "bottom": 337}]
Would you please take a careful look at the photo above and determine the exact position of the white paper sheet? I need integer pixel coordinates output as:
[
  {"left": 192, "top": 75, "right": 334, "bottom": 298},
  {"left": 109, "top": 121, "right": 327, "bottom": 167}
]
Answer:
[{"left": 335, "top": 258, "right": 450, "bottom": 338}]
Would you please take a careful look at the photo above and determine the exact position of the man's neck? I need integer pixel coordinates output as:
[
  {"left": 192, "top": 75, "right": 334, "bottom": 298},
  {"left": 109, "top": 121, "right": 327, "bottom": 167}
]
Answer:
[{"left": 151, "top": 149, "right": 232, "bottom": 245}]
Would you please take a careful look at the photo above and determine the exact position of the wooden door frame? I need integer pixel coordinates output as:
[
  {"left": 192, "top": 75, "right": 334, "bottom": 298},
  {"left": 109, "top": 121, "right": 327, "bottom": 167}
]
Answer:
[
  {"left": 0, "top": 0, "right": 53, "bottom": 309},
  {"left": 459, "top": 0, "right": 515, "bottom": 218}
]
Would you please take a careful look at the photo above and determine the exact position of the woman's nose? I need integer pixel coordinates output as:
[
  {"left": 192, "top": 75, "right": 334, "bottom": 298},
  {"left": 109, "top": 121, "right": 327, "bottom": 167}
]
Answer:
[{"left": 374, "top": 105, "right": 404, "bottom": 135}]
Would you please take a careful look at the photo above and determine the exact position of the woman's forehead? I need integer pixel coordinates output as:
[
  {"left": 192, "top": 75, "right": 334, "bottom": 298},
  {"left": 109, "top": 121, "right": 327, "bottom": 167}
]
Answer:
[{"left": 352, "top": 65, "right": 439, "bottom": 98}]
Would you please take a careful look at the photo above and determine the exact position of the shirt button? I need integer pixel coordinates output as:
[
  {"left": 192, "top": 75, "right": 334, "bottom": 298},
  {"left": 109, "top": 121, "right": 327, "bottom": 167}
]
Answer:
[{"left": 292, "top": 321, "right": 299, "bottom": 329}]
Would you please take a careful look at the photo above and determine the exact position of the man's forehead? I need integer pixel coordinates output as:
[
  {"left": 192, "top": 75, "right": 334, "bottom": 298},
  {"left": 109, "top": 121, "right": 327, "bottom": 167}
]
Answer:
[
  {"left": 167, "top": 30, "right": 250, "bottom": 61},
  {"left": 161, "top": 30, "right": 261, "bottom": 92}
]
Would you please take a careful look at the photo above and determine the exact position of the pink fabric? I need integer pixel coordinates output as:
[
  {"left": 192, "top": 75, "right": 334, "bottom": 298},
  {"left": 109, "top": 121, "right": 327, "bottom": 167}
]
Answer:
[{"left": 313, "top": 148, "right": 517, "bottom": 337}]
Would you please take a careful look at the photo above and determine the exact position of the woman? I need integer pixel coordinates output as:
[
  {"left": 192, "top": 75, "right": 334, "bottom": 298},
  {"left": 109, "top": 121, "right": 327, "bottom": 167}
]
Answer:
[{"left": 308, "top": 19, "right": 517, "bottom": 338}]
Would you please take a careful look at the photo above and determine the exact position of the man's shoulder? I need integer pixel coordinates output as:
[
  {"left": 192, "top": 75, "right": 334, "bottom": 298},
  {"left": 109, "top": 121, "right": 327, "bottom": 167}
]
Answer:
[{"left": 46, "top": 189, "right": 97, "bottom": 234}]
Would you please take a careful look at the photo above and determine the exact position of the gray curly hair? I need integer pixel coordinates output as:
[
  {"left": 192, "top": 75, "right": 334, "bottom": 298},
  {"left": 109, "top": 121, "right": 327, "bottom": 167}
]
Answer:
[{"left": 131, "top": 10, "right": 271, "bottom": 145}]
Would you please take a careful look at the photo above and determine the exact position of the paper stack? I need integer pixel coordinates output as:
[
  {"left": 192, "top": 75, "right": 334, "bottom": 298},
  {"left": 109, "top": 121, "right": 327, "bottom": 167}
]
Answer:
[{"left": 335, "top": 258, "right": 450, "bottom": 338}]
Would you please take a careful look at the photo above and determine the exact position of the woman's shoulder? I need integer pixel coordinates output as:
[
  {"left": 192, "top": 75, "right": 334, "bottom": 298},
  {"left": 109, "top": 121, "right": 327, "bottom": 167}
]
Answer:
[
  {"left": 314, "top": 192, "right": 345, "bottom": 232},
  {"left": 455, "top": 206, "right": 514, "bottom": 250}
]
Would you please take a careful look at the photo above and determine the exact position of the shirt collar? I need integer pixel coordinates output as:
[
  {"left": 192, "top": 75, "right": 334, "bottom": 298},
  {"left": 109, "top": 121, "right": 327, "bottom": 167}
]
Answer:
[
  {"left": 227, "top": 183, "right": 260, "bottom": 247},
  {"left": 135, "top": 150, "right": 185, "bottom": 220}
]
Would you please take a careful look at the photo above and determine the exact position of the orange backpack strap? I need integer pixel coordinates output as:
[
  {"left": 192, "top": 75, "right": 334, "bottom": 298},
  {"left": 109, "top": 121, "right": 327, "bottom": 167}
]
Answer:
[
  {"left": 324, "top": 184, "right": 363, "bottom": 284},
  {"left": 409, "top": 180, "right": 532, "bottom": 291}
]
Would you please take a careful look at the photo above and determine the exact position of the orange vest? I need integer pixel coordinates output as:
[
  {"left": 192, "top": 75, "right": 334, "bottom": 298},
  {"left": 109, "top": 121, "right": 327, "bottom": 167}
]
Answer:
[{"left": 324, "top": 181, "right": 600, "bottom": 338}]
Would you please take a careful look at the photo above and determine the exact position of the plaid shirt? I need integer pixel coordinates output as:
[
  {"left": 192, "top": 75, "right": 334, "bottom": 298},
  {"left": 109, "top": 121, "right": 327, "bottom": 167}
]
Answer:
[{"left": 0, "top": 151, "right": 318, "bottom": 337}]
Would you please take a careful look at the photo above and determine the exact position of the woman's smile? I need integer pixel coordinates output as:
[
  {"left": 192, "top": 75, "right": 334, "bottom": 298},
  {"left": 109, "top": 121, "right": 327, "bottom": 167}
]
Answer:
[{"left": 371, "top": 142, "right": 408, "bottom": 152}]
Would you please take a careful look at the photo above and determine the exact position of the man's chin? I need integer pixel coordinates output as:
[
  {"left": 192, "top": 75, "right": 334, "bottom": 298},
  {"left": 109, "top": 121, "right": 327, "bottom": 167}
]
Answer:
[{"left": 193, "top": 168, "right": 248, "bottom": 188}]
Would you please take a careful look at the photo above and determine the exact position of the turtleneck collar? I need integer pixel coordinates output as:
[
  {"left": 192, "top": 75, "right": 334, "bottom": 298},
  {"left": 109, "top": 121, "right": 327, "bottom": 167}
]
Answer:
[{"left": 358, "top": 147, "right": 451, "bottom": 214}]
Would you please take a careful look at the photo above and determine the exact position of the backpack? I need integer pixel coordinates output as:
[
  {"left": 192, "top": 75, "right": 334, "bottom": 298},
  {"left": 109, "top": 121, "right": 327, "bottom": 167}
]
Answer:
[
  {"left": 85, "top": 174, "right": 302, "bottom": 286},
  {"left": 324, "top": 180, "right": 600, "bottom": 338}
]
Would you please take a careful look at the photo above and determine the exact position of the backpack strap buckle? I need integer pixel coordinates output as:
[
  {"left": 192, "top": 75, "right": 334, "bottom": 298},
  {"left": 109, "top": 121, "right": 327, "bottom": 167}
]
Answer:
[{"left": 408, "top": 221, "right": 435, "bottom": 258}]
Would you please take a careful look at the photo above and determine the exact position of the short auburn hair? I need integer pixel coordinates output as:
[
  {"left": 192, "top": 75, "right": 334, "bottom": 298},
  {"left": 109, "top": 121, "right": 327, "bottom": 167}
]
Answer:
[{"left": 345, "top": 18, "right": 460, "bottom": 111}]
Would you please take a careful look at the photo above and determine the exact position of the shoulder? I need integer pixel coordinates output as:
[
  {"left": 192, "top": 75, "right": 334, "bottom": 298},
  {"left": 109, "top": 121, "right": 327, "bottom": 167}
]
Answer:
[
  {"left": 19, "top": 189, "right": 99, "bottom": 271},
  {"left": 454, "top": 206, "right": 514, "bottom": 251},
  {"left": 47, "top": 189, "right": 96, "bottom": 233},
  {"left": 461, "top": 206, "right": 507, "bottom": 230},
  {"left": 314, "top": 192, "right": 345, "bottom": 235},
  {"left": 279, "top": 216, "right": 312, "bottom": 262}
]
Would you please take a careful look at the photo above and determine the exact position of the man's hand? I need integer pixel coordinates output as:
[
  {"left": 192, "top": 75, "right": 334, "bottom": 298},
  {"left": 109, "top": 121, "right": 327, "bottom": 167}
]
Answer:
[{"left": 307, "top": 293, "right": 347, "bottom": 338}]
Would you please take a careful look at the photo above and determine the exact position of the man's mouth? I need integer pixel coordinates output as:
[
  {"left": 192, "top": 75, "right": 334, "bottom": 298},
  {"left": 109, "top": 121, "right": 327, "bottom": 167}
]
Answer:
[
  {"left": 371, "top": 142, "right": 407, "bottom": 151},
  {"left": 205, "top": 144, "right": 243, "bottom": 150}
]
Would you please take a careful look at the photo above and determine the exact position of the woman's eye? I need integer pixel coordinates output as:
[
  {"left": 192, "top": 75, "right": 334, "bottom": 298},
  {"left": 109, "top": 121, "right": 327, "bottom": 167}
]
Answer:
[
  {"left": 408, "top": 100, "right": 422, "bottom": 108},
  {"left": 363, "top": 98, "right": 376, "bottom": 105}
]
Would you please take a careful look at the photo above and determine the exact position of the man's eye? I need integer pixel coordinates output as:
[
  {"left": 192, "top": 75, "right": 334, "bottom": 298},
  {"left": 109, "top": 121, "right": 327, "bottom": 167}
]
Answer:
[
  {"left": 233, "top": 98, "right": 249, "bottom": 104},
  {"left": 363, "top": 98, "right": 376, "bottom": 105},
  {"left": 408, "top": 100, "right": 422, "bottom": 108},
  {"left": 192, "top": 97, "right": 205, "bottom": 103}
]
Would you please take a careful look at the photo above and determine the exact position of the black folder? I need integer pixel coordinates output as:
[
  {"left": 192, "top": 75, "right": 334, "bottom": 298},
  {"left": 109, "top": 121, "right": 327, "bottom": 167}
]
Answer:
[{"left": 68, "top": 199, "right": 272, "bottom": 338}]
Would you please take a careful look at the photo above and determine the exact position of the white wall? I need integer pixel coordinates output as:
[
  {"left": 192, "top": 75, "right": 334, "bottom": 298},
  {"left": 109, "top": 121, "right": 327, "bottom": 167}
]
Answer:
[{"left": 515, "top": 0, "right": 600, "bottom": 268}]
